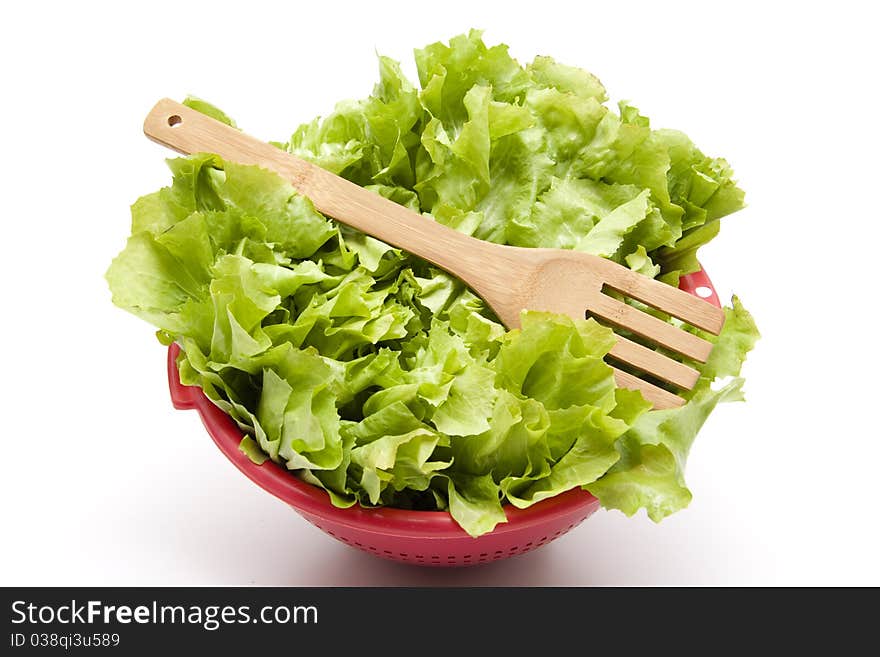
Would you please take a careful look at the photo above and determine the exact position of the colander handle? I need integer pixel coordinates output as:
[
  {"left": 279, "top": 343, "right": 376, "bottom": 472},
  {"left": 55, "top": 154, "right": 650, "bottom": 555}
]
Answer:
[
  {"left": 167, "top": 343, "right": 198, "bottom": 410},
  {"left": 678, "top": 267, "right": 721, "bottom": 308}
]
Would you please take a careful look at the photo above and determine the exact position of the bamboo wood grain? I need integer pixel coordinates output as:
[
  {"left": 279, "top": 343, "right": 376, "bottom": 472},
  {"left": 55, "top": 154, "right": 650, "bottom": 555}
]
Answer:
[
  {"left": 608, "top": 336, "right": 700, "bottom": 389},
  {"left": 611, "top": 368, "right": 688, "bottom": 411},
  {"left": 144, "top": 99, "right": 725, "bottom": 410}
]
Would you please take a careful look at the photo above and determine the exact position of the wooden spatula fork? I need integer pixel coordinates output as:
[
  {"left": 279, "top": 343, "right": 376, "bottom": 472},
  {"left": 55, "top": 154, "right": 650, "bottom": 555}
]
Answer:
[{"left": 144, "top": 99, "right": 724, "bottom": 409}]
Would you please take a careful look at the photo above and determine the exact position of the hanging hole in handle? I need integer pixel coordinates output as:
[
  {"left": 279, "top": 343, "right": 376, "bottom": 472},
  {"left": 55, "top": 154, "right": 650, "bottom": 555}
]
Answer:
[
  {"left": 694, "top": 286, "right": 713, "bottom": 299},
  {"left": 168, "top": 115, "right": 182, "bottom": 127}
]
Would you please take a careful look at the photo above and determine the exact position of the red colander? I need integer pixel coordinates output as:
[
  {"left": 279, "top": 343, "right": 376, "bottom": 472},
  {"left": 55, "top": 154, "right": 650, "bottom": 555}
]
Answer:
[{"left": 168, "top": 269, "right": 721, "bottom": 567}]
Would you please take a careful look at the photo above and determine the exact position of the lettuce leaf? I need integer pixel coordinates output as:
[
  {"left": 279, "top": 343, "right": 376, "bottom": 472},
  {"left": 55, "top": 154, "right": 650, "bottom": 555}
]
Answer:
[
  {"left": 587, "top": 298, "right": 760, "bottom": 519},
  {"left": 107, "top": 32, "right": 757, "bottom": 536}
]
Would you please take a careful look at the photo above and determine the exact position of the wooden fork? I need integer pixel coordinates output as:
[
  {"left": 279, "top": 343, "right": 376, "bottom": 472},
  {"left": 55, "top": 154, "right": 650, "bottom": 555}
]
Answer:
[{"left": 144, "top": 99, "right": 725, "bottom": 410}]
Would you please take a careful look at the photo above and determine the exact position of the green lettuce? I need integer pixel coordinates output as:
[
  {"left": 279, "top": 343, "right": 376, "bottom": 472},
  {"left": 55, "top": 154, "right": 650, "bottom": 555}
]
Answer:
[{"left": 106, "top": 32, "right": 757, "bottom": 536}]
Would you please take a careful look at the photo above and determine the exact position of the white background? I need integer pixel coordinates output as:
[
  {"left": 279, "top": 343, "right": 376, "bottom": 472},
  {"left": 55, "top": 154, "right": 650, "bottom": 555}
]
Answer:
[{"left": 2, "top": 0, "right": 878, "bottom": 586}]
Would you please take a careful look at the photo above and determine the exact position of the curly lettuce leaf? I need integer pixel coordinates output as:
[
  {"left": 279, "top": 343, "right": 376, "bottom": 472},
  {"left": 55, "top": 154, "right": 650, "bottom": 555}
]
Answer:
[{"left": 587, "top": 298, "right": 759, "bottom": 520}]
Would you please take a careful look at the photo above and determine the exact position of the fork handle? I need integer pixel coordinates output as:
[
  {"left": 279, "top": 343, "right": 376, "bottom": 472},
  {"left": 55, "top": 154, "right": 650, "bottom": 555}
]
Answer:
[{"left": 144, "top": 99, "right": 482, "bottom": 275}]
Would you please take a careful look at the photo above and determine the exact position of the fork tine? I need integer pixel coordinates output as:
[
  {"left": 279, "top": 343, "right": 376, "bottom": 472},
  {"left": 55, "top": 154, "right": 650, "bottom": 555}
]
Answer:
[
  {"left": 588, "top": 293, "right": 714, "bottom": 362},
  {"left": 608, "top": 336, "right": 701, "bottom": 389},
  {"left": 600, "top": 265, "right": 726, "bottom": 334},
  {"left": 612, "top": 368, "right": 685, "bottom": 410}
]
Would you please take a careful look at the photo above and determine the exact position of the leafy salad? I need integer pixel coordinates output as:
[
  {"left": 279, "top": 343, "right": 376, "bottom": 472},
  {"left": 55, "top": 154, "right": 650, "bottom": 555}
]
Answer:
[{"left": 107, "top": 31, "right": 758, "bottom": 536}]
